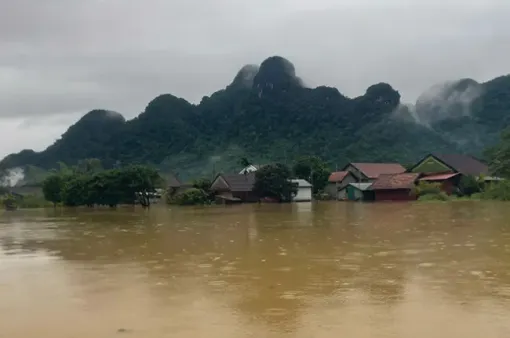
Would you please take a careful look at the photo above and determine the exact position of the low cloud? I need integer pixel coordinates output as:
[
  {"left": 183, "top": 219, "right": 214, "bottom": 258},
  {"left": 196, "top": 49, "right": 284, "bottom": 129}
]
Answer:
[
  {"left": 0, "top": 0, "right": 509, "bottom": 157},
  {"left": 414, "top": 79, "right": 483, "bottom": 126}
]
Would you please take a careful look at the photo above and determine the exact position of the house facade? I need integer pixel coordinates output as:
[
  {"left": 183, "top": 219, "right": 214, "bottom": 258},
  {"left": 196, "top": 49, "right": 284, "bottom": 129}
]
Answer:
[
  {"left": 210, "top": 173, "right": 259, "bottom": 203},
  {"left": 290, "top": 179, "right": 312, "bottom": 202},
  {"left": 342, "top": 163, "right": 406, "bottom": 183},
  {"left": 371, "top": 173, "right": 421, "bottom": 201},
  {"left": 410, "top": 153, "right": 490, "bottom": 194},
  {"left": 339, "top": 183, "right": 374, "bottom": 201},
  {"left": 165, "top": 173, "right": 193, "bottom": 196},
  {"left": 325, "top": 171, "right": 357, "bottom": 199},
  {"left": 410, "top": 153, "right": 489, "bottom": 176},
  {"left": 419, "top": 172, "right": 461, "bottom": 195}
]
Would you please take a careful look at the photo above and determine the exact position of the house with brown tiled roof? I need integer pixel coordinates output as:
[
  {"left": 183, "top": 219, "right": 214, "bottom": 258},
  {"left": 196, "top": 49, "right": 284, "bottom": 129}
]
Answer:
[
  {"left": 408, "top": 153, "right": 492, "bottom": 195},
  {"left": 325, "top": 171, "right": 357, "bottom": 200},
  {"left": 164, "top": 173, "right": 193, "bottom": 195},
  {"left": 409, "top": 153, "right": 489, "bottom": 176},
  {"left": 341, "top": 162, "right": 406, "bottom": 183},
  {"left": 371, "top": 173, "right": 422, "bottom": 201},
  {"left": 210, "top": 172, "right": 259, "bottom": 203}
]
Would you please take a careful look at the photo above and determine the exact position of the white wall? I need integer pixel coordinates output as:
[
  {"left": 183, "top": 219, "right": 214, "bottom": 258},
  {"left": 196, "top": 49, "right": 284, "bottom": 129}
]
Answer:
[{"left": 293, "top": 187, "right": 312, "bottom": 202}]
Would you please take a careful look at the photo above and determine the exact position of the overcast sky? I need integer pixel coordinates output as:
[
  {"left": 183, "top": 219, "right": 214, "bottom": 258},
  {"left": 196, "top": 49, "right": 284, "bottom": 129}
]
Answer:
[{"left": 1, "top": 0, "right": 509, "bottom": 158}]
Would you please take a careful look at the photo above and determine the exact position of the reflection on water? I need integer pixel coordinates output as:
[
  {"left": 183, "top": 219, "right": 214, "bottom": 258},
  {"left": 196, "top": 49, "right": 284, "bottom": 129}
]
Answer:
[{"left": 1, "top": 202, "right": 510, "bottom": 337}]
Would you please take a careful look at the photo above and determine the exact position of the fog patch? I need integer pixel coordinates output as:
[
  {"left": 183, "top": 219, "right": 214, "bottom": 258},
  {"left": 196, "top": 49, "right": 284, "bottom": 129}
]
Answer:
[
  {"left": 414, "top": 79, "right": 482, "bottom": 126},
  {"left": 0, "top": 167, "right": 25, "bottom": 187}
]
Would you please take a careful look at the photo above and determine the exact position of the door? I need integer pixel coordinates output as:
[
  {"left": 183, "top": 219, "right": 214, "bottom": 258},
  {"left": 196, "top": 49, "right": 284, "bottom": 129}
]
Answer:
[{"left": 347, "top": 186, "right": 355, "bottom": 201}]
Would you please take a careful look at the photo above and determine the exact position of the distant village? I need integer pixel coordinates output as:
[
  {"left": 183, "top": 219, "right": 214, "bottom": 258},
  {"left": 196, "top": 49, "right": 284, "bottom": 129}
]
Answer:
[{"left": 168, "top": 153, "right": 501, "bottom": 204}]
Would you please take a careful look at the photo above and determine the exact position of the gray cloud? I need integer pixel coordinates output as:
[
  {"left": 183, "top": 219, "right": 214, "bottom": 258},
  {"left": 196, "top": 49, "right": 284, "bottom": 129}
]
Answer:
[{"left": 0, "top": 0, "right": 509, "bottom": 155}]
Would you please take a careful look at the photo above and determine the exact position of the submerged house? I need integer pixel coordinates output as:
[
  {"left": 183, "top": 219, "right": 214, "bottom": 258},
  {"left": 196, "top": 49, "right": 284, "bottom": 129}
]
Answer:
[
  {"left": 409, "top": 153, "right": 491, "bottom": 194},
  {"left": 371, "top": 173, "right": 421, "bottom": 201},
  {"left": 419, "top": 172, "right": 462, "bottom": 195},
  {"left": 339, "top": 182, "right": 374, "bottom": 201},
  {"left": 165, "top": 173, "right": 192, "bottom": 195},
  {"left": 409, "top": 153, "right": 489, "bottom": 177},
  {"left": 342, "top": 162, "right": 406, "bottom": 183},
  {"left": 210, "top": 173, "right": 258, "bottom": 203},
  {"left": 325, "top": 171, "right": 357, "bottom": 199},
  {"left": 290, "top": 179, "right": 312, "bottom": 202}
]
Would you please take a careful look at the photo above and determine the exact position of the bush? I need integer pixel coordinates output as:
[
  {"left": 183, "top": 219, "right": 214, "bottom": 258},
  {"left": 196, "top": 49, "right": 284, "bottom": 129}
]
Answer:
[
  {"left": 418, "top": 192, "right": 450, "bottom": 202},
  {"left": 415, "top": 181, "right": 442, "bottom": 196},
  {"left": 458, "top": 175, "right": 483, "bottom": 196},
  {"left": 470, "top": 192, "right": 483, "bottom": 200},
  {"left": 170, "top": 188, "right": 210, "bottom": 206},
  {"left": 1, "top": 194, "right": 18, "bottom": 210},
  {"left": 17, "top": 195, "right": 54, "bottom": 208},
  {"left": 481, "top": 181, "right": 510, "bottom": 201}
]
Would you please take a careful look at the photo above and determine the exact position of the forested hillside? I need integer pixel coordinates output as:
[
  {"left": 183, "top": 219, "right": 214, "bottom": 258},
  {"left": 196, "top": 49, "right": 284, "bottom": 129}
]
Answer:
[{"left": 2, "top": 56, "right": 509, "bottom": 179}]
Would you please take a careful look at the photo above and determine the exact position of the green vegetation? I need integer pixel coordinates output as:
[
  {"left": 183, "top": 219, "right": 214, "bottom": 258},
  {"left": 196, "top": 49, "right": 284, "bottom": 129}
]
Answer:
[
  {"left": 2, "top": 57, "right": 509, "bottom": 180},
  {"left": 253, "top": 163, "right": 297, "bottom": 202},
  {"left": 458, "top": 175, "right": 483, "bottom": 196},
  {"left": 170, "top": 188, "right": 211, "bottom": 206},
  {"left": 1, "top": 194, "right": 18, "bottom": 210},
  {"left": 42, "top": 162, "right": 162, "bottom": 208},
  {"left": 418, "top": 192, "right": 450, "bottom": 202},
  {"left": 480, "top": 181, "right": 510, "bottom": 201},
  {"left": 17, "top": 195, "right": 54, "bottom": 209},
  {"left": 42, "top": 174, "right": 64, "bottom": 206},
  {"left": 292, "top": 156, "right": 330, "bottom": 194},
  {"left": 415, "top": 182, "right": 446, "bottom": 201},
  {"left": 486, "top": 128, "right": 510, "bottom": 178},
  {"left": 480, "top": 127, "right": 510, "bottom": 200},
  {"left": 167, "top": 178, "right": 214, "bottom": 206}
]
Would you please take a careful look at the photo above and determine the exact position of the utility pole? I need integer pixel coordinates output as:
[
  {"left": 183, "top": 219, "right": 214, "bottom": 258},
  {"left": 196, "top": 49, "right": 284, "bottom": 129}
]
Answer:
[
  {"left": 310, "top": 167, "right": 314, "bottom": 200},
  {"left": 335, "top": 163, "right": 339, "bottom": 201}
]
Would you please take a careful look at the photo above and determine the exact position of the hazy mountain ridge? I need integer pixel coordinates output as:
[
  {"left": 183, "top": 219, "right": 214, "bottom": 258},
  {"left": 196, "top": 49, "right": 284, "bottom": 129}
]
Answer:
[{"left": 2, "top": 56, "right": 509, "bottom": 179}]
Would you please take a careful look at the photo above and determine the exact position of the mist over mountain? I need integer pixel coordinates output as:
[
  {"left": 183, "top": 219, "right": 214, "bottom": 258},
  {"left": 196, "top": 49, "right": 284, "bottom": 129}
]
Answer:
[{"left": 2, "top": 56, "right": 509, "bottom": 179}]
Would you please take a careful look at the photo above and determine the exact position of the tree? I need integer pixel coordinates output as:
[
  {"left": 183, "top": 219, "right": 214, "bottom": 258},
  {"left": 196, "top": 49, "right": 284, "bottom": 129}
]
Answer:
[
  {"left": 238, "top": 157, "right": 251, "bottom": 168},
  {"left": 2, "top": 193, "right": 18, "bottom": 210},
  {"left": 42, "top": 174, "right": 64, "bottom": 207},
  {"left": 61, "top": 175, "right": 89, "bottom": 207},
  {"left": 121, "top": 165, "right": 162, "bottom": 207},
  {"left": 76, "top": 158, "right": 103, "bottom": 174},
  {"left": 253, "top": 163, "right": 297, "bottom": 202},
  {"left": 458, "top": 175, "right": 483, "bottom": 196},
  {"left": 292, "top": 156, "right": 330, "bottom": 194},
  {"left": 171, "top": 188, "right": 210, "bottom": 206},
  {"left": 48, "top": 165, "right": 162, "bottom": 208},
  {"left": 192, "top": 178, "right": 212, "bottom": 192},
  {"left": 487, "top": 128, "right": 510, "bottom": 178}
]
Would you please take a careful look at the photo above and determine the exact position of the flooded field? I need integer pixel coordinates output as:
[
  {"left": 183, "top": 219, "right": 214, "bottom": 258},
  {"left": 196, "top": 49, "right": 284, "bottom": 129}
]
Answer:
[{"left": 1, "top": 202, "right": 510, "bottom": 337}]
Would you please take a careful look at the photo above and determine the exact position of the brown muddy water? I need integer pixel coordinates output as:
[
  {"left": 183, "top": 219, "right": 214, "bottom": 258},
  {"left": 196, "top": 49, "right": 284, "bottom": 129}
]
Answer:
[{"left": 1, "top": 202, "right": 510, "bottom": 338}]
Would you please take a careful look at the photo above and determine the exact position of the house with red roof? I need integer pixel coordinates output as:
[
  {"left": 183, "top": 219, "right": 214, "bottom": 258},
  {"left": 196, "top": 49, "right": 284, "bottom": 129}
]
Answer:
[
  {"left": 325, "top": 171, "right": 357, "bottom": 199},
  {"left": 371, "top": 173, "right": 422, "bottom": 201},
  {"left": 418, "top": 172, "right": 462, "bottom": 195},
  {"left": 341, "top": 162, "right": 406, "bottom": 183}
]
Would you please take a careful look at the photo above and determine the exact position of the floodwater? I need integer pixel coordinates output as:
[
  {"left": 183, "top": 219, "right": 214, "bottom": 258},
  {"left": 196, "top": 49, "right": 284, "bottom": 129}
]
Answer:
[{"left": 1, "top": 202, "right": 510, "bottom": 338}]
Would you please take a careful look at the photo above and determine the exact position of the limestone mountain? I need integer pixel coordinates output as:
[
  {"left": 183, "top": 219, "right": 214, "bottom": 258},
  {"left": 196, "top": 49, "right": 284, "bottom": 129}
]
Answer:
[{"left": 1, "top": 56, "right": 509, "bottom": 179}]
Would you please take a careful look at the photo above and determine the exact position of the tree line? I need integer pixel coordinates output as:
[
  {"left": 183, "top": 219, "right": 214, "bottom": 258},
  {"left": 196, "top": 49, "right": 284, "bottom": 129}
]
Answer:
[
  {"left": 42, "top": 159, "right": 162, "bottom": 208},
  {"left": 28, "top": 125, "right": 510, "bottom": 209}
]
